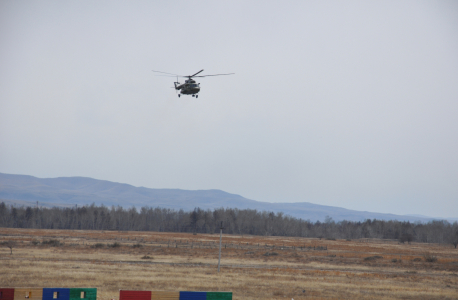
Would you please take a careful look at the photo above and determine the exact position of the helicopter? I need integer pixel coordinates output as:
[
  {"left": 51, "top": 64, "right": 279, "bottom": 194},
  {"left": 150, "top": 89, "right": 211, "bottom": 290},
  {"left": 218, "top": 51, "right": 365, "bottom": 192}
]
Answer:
[{"left": 152, "top": 69, "right": 234, "bottom": 98}]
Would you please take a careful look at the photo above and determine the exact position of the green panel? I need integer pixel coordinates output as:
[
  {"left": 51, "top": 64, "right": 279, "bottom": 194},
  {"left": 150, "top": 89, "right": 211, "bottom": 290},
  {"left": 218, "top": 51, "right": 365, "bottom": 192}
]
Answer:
[
  {"left": 69, "top": 289, "right": 97, "bottom": 300},
  {"left": 206, "top": 292, "right": 232, "bottom": 300}
]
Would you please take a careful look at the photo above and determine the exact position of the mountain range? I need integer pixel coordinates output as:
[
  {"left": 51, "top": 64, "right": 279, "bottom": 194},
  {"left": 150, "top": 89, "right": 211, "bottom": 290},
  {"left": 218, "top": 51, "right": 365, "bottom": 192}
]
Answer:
[{"left": 0, "top": 172, "right": 454, "bottom": 223}]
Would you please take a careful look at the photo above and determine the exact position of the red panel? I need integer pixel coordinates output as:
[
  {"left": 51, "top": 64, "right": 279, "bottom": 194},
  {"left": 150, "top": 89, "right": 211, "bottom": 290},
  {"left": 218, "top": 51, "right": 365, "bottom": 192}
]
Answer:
[
  {"left": 119, "top": 291, "right": 151, "bottom": 300},
  {"left": 0, "top": 289, "right": 15, "bottom": 300}
]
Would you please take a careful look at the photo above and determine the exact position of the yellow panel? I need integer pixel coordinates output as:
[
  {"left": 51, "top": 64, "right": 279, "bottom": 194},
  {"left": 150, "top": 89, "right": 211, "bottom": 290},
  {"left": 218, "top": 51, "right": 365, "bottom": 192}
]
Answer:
[
  {"left": 14, "top": 289, "right": 43, "bottom": 300},
  {"left": 150, "top": 291, "right": 179, "bottom": 300}
]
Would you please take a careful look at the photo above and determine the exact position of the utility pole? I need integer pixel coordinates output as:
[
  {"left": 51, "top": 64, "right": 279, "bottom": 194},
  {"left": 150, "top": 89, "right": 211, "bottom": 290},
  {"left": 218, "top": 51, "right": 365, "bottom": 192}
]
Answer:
[{"left": 218, "top": 221, "right": 224, "bottom": 272}]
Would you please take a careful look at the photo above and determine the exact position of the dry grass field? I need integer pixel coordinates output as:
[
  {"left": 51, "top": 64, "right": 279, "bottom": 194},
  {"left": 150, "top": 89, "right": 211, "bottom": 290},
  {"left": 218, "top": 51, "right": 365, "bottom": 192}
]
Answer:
[{"left": 1, "top": 228, "right": 458, "bottom": 299}]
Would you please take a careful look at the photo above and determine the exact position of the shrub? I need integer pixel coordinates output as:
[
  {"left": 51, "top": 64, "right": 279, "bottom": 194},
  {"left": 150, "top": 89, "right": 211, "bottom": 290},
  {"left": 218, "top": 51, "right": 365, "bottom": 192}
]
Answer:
[
  {"left": 412, "top": 257, "right": 422, "bottom": 262},
  {"left": 91, "top": 243, "right": 105, "bottom": 249},
  {"left": 31, "top": 240, "right": 40, "bottom": 245},
  {"left": 132, "top": 243, "right": 142, "bottom": 248},
  {"left": 108, "top": 242, "right": 121, "bottom": 248},
  {"left": 141, "top": 255, "right": 153, "bottom": 259},
  {"left": 364, "top": 255, "right": 383, "bottom": 261},
  {"left": 424, "top": 253, "right": 437, "bottom": 262},
  {"left": 264, "top": 252, "right": 279, "bottom": 256},
  {"left": 42, "top": 239, "right": 62, "bottom": 247}
]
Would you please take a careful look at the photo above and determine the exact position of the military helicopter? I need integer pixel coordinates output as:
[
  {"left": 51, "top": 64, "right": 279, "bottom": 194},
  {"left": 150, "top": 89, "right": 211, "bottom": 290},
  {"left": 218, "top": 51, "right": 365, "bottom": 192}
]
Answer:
[{"left": 152, "top": 69, "right": 234, "bottom": 98}]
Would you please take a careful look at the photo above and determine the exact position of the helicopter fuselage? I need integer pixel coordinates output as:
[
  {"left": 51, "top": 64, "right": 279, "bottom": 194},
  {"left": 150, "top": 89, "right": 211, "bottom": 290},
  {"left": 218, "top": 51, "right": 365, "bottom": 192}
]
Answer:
[{"left": 175, "top": 79, "right": 200, "bottom": 95}]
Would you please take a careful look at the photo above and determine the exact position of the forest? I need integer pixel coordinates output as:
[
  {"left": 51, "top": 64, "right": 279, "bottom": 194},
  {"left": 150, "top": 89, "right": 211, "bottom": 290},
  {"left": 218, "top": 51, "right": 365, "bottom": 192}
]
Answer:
[{"left": 1, "top": 202, "right": 457, "bottom": 247}]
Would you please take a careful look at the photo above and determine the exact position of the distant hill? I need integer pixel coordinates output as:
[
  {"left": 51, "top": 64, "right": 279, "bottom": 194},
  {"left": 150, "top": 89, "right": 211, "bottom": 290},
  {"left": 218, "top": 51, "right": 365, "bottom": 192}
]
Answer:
[{"left": 0, "top": 172, "right": 450, "bottom": 222}]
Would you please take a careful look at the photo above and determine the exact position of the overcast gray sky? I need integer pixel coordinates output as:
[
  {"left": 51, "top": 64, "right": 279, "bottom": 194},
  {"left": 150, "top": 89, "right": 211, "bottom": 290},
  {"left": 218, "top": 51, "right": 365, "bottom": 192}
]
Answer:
[{"left": 1, "top": 1, "right": 457, "bottom": 218}]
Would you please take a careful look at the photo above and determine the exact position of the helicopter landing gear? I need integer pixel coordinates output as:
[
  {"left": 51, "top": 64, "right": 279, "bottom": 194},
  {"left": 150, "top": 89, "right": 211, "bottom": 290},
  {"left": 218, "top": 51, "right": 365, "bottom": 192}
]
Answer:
[
  {"left": 196, "top": 95, "right": 198, "bottom": 98},
  {"left": 178, "top": 94, "right": 181, "bottom": 97},
  {"left": 192, "top": 95, "right": 195, "bottom": 97}
]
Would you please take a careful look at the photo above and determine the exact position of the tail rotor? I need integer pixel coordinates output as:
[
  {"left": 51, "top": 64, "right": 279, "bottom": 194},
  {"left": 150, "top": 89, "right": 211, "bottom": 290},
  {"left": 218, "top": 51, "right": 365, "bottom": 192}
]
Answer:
[{"left": 174, "top": 76, "right": 181, "bottom": 97}]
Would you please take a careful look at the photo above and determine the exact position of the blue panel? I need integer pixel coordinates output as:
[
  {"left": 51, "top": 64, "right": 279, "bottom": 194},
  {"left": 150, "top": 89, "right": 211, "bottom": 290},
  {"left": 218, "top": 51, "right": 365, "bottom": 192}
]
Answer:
[
  {"left": 42, "top": 289, "right": 70, "bottom": 300},
  {"left": 179, "top": 291, "right": 206, "bottom": 300}
]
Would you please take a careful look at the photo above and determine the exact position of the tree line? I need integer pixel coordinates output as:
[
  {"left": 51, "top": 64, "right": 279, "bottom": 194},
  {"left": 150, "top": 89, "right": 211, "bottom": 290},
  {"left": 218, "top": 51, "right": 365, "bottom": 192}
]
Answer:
[{"left": 1, "top": 202, "right": 457, "bottom": 247}]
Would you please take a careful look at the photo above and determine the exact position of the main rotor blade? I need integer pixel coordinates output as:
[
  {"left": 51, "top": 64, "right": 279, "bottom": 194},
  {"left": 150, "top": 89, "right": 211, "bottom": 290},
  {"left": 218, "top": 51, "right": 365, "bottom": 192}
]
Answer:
[
  {"left": 154, "top": 75, "right": 181, "bottom": 78},
  {"left": 194, "top": 73, "right": 235, "bottom": 77},
  {"left": 189, "top": 69, "right": 204, "bottom": 78},
  {"left": 152, "top": 70, "right": 182, "bottom": 76},
  {"left": 154, "top": 74, "right": 183, "bottom": 77}
]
